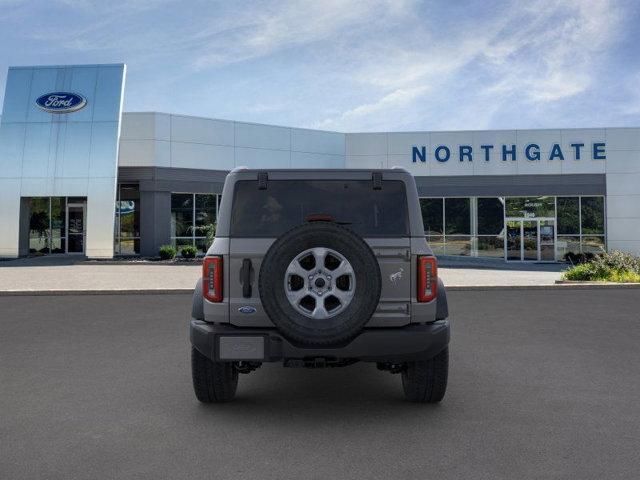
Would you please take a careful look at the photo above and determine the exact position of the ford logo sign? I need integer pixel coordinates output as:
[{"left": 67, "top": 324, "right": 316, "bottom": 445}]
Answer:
[
  {"left": 238, "top": 306, "right": 257, "bottom": 314},
  {"left": 35, "top": 92, "right": 87, "bottom": 114}
]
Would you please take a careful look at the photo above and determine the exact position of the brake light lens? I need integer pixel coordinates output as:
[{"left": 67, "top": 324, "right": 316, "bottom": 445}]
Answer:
[
  {"left": 203, "top": 256, "right": 223, "bottom": 302},
  {"left": 417, "top": 256, "right": 437, "bottom": 302}
]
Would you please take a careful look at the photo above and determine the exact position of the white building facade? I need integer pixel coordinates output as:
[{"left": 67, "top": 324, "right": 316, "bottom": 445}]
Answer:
[{"left": 1, "top": 64, "right": 639, "bottom": 261}]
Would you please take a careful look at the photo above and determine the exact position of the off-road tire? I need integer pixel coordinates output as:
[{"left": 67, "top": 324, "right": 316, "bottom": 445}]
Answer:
[
  {"left": 402, "top": 347, "right": 449, "bottom": 403},
  {"left": 191, "top": 347, "right": 238, "bottom": 403},
  {"left": 259, "top": 221, "right": 381, "bottom": 347}
]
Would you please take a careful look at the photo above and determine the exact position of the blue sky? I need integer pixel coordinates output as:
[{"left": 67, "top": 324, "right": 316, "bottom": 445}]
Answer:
[{"left": 1, "top": 0, "right": 639, "bottom": 131}]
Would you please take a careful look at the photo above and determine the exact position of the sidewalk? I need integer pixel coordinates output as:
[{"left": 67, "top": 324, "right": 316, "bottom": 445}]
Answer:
[{"left": 0, "top": 256, "right": 566, "bottom": 294}]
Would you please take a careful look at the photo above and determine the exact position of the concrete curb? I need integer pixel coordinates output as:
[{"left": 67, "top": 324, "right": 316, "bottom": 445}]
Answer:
[{"left": 2, "top": 283, "right": 640, "bottom": 296}]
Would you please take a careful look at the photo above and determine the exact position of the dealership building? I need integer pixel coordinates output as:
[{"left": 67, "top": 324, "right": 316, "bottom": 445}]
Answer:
[{"left": 1, "top": 63, "right": 639, "bottom": 261}]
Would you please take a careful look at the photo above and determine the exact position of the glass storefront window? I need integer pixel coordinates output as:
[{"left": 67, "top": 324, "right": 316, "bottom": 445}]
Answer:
[
  {"left": 418, "top": 195, "right": 605, "bottom": 261},
  {"left": 557, "top": 197, "right": 579, "bottom": 234},
  {"left": 477, "top": 198, "right": 504, "bottom": 235},
  {"left": 114, "top": 184, "right": 140, "bottom": 255},
  {"left": 29, "top": 198, "right": 50, "bottom": 254},
  {"left": 426, "top": 236, "right": 444, "bottom": 255},
  {"left": 420, "top": 198, "right": 443, "bottom": 235},
  {"left": 27, "top": 196, "right": 82, "bottom": 255},
  {"left": 195, "top": 194, "right": 216, "bottom": 228},
  {"left": 582, "top": 236, "right": 606, "bottom": 254},
  {"left": 477, "top": 235, "right": 504, "bottom": 258},
  {"left": 171, "top": 193, "right": 194, "bottom": 238},
  {"left": 581, "top": 197, "right": 605, "bottom": 234},
  {"left": 557, "top": 236, "right": 581, "bottom": 259},
  {"left": 171, "top": 193, "right": 219, "bottom": 254},
  {"left": 505, "top": 196, "right": 555, "bottom": 218},
  {"left": 445, "top": 198, "right": 470, "bottom": 235},
  {"left": 444, "top": 235, "right": 471, "bottom": 256}
]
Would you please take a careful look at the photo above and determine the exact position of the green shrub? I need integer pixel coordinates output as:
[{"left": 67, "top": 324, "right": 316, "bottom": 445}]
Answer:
[
  {"left": 180, "top": 245, "right": 197, "bottom": 258},
  {"left": 594, "top": 250, "right": 640, "bottom": 273},
  {"left": 563, "top": 263, "right": 594, "bottom": 281},
  {"left": 563, "top": 250, "right": 640, "bottom": 282},
  {"left": 159, "top": 245, "right": 177, "bottom": 260}
]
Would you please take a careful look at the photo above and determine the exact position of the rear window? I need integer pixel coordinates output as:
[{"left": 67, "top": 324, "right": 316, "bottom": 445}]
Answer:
[{"left": 230, "top": 180, "right": 409, "bottom": 237}]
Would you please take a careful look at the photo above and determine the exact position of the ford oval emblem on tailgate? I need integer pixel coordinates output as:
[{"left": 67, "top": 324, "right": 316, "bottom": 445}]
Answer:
[{"left": 238, "top": 306, "right": 257, "bottom": 314}]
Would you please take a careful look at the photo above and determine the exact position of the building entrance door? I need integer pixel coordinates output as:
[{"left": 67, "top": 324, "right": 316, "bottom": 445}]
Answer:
[
  {"left": 66, "top": 203, "right": 86, "bottom": 254},
  {"left": 505, "top": 218, "right": 556, "bottom": 262}
]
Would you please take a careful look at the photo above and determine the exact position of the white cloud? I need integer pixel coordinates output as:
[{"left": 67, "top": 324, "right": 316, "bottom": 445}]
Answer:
[
  {"left": 2, "top": 0, "right": 630, "bottom": 130},
  {"left": 315, "top": 0, "right": 625, "bottom": 130}
]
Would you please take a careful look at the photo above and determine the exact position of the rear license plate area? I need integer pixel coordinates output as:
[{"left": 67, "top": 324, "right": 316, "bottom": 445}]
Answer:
[{"left": 218, "top": 336, "right": 265, "bottom": 360}]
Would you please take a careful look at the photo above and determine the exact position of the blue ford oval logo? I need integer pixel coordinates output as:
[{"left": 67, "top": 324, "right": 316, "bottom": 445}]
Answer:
[
  {"left": 35, "top": 92, "right": 87, "bottom": 114},
  {"left": 238, "top": 306, "right": 257, "bottom": 314}
]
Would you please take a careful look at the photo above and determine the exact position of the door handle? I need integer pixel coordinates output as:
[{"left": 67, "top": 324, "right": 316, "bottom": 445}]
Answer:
[{"left": 241, "top": 258, "right": 252, "bottom": 298}]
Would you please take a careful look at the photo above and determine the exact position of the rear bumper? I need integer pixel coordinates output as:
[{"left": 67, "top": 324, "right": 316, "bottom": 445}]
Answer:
[{"left": 190, "top": 319, "right": 450, "bottom": 363}]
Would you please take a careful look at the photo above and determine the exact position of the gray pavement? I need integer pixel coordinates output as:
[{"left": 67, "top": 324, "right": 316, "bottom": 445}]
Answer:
[
  {"left": 1, "top": 290, "right": 639, "bottom": 479},
  {"left": 0, "top": 256, "right": 565, "bottom": 292}
]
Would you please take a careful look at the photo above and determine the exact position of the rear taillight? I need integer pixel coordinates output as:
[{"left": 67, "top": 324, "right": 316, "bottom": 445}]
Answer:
[
  {"left": 203, "top": 256, "right": 223, "bottom": 302},
  {"left": 417, "top": 256, "right": 437, "bottom": 302}
]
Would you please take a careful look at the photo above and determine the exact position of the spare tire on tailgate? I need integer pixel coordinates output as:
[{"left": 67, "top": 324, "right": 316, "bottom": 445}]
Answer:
[{"left": 259, "top": 221, "right": 381, "bottom": 347}]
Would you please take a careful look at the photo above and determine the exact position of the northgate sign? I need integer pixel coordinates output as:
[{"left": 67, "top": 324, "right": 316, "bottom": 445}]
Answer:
[{"left": 412, "top": 142, "right": 606, "bottom": 163}]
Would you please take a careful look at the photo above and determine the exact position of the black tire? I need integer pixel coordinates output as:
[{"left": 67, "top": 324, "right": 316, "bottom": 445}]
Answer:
[
  {"left": 401, "top": 347, "right": 449, "bottom": 403},
  {"left": 259, "top": 221, "right": 381, "bottom": 347},
  {"left": 191, "top": 347, "right": 238, "bottom": 403}
]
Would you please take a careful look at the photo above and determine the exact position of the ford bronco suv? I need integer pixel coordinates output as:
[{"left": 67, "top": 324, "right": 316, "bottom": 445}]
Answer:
[{"left": 190, "top": 168, "right": 450, "bottom": 403}]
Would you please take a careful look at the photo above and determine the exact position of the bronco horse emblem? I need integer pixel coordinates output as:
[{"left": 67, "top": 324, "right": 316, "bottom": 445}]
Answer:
[{"left": 389, "top": 267, "right": 404, "bottom": 284}]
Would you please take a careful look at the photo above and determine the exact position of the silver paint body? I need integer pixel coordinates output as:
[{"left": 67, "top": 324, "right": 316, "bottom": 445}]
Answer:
[{"left": 203, "top": 169, "right": 437, "bottom": 328}]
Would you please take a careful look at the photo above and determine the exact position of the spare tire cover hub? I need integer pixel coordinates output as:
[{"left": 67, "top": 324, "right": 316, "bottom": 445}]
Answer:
[
  {"left": 259, "top": 221, "right": 381, "bottom": 347},
  {"left": 284, "top": 247, "right": 356, "bottom": 320}
]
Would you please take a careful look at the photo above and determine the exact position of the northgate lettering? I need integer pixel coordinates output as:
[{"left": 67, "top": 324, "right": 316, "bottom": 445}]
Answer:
[{"left": 411, "top": 143, "right": 606, "bottom": 163}]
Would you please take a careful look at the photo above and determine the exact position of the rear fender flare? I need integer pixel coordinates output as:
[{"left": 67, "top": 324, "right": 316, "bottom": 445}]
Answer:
[
  {"left": 436, "top": 278, "right": 448, "bottom": 320},
  {"left": 192, "top": 278, "right": 204, "bottom": 320}
]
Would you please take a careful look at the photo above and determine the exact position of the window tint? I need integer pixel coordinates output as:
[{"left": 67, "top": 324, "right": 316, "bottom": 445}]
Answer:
[
  {"left": 171, "top": 194, "right": 193, "bottom": 237},
  {"left": 477, "top": 198, "right": 504, "bottom": 235},
  {"left": 420, "top": 198, "right": 443, "bottom": 235},
  {"left": 581, "top": 197, "right": 605, "bottom": 234},
  {"left": 505, "top": 196, "right": 555, "bottom": 218},
  {"left": 557, "top": 197, "right": 579, "bottom": 234},
  {"left": 445, "top": 198, "right": 470, "bottom": 235},
  {"left": 230, "top": 180, "right": 409, "bottom": 237}
]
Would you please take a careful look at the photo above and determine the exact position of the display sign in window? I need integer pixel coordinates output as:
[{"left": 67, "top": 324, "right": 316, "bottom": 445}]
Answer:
[{"left": 505, "top": 197, "right": 555, "bottom": 219}]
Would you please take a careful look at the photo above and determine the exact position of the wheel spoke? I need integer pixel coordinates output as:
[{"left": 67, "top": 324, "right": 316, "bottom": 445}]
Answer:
[
  {"left": 312, "top": 248, "right": 328, "bottom": 270},
  {"left": 288, "top": 260, "right": 310, "bottom": 280},
  {"left": 331, "top": 288, "right": 353, "bottom": 305},
  {"left": 311, "top": 301, "right": 330, "bottom": 319},
  {"left": 332, "top": 260, "right": 354, "bottom": 278},
  {"left": 288, "top": 289, "right": 309, "bottom": 304}
]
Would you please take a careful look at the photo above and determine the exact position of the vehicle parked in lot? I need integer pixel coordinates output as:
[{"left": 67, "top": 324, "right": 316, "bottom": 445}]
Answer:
[{"left": 190, "top": 168, "right": 450, "bottom": 403}]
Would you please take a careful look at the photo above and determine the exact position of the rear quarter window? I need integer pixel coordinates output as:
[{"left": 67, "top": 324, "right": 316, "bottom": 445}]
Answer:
[{"left": 230, "top": 180, "right": 409, "bottom": 237}]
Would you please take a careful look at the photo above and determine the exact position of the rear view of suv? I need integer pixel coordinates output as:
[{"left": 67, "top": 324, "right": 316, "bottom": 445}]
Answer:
[{"left": 190, "top": 168, "right": 450, "bottom": 403}]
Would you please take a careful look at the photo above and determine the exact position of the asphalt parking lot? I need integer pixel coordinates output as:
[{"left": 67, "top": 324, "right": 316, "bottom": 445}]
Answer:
[{"left": 1, "top": 289, "right": 639, "bottom": 480}]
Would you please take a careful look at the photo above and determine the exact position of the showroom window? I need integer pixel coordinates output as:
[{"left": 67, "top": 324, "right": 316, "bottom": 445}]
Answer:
[
  {"left": 477, "top": 197, "right": 505, "bottom": 258},
  {"left": 28, "top": 197, "right": 66, "bottom": 255},
  {"left": 114, "top": 184, "right": 140, "bottom": 255},
  {"left": 557, "top": 196, "right": 606, "bottom": 257},
  {"left": 171, "top": 193, "right": 219, "bottom": 254},
  {"left": 505, "top": 196, "right": 555, "bottom": 218},
  {"left": 445, "top": 198, "right": 471, "bottom": 256},
  {"left": 26, "top": 196, "right": 89, "bottom": 255},
  {"left": 420, "top": 195, "right": 605, "bottom": 260},
  {"left": 419, "top": 197, "right": 471, "bottom": 256}
]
